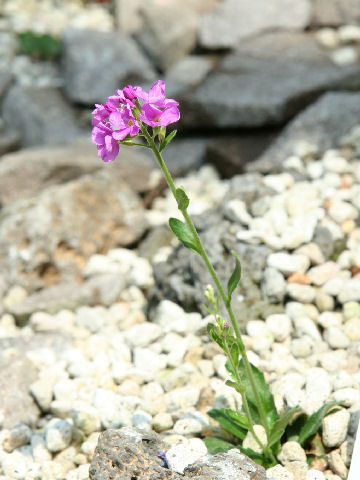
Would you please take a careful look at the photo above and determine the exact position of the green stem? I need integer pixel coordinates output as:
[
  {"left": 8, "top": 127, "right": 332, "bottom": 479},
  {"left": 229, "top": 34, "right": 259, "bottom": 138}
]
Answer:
[{"left": 143, "top": 127, "right": 275, "bottom": 461}]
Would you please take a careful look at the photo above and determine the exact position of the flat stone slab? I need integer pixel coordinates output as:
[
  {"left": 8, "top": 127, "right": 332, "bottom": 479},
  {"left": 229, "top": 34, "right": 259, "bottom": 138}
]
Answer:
[{"left": 181, "top": 32, "right": 360, "bottom": 129}]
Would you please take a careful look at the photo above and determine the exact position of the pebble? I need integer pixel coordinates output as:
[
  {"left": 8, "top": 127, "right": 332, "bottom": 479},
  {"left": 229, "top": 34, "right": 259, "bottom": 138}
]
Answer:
[
  {"left": 287, "top": 284, "right": 316, "bottom": 303},
  {"left": 165, "top": 438, "right": 207, "bottom": 474},
  {"left": 152, "top": 412, "right": 173, "bottom": 432},
  {"left": 332, "top": 388, "right": 360, "bottom": 408},
  {"left": 242, "top": 425, "right": 267, "bottom": 454},
  {"left": 302, "top": 368, "right": 332, "bottom": 415},
  {"left": 2, "top": 424, "right": 31, "bottom": 453},
  {"left": 45, "top": 418, "right": 73, "bottom": 453},
  {"left": 265, "top": 314, "right": 292, "bottom": 342},
  {"left": 278, "top": 441, "right": 307, "bottom": 464},
  {"left": 322, "top": 409, "right": 350, "bottom": 448},
  {"left": 324, "top": 327, "right": 350, "bottom": 349},
  {"left": 267, "top": 253, "right": 310, "bottom": 275},
  {"left": 267, "top": 464, "right": 295, "bottom": 479}
]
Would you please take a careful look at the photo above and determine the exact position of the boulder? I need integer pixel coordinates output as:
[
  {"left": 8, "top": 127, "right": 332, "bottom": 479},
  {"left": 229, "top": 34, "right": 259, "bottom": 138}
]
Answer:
[
  {"left": 248, "top": 91, "right": 360, "bottom": 173},
  {"left": 2, "top": 85, "right": 82, "bottom": 147},
  {"left": 89, "top": 427, "right": 265, "bottom": 480},
  {"left": 0, "top": 170, "right": 147, "bottom": 290},
  {"left": 135, "top": 1, "right": 198, "bottom": 71},
  {"left": 181, "top": 32, "right": 360, "bottom": 129},
  {"left": 62, "top": 28, "right": 155, "bottom": 105},
  {"left": 206, "top": 131, "right": 279, "bottom": 177},
  {"left": 312, "top": 0, "right": 360, "bottom": 26},
  {"left": 0, "top": 145, "right": 157, "bottom": 207},
  {"left": 199, "top": 0, "right": 312, "bottom": 49},
  {"left": 7, "top": 274, "right": 127, "bottom": 324}
]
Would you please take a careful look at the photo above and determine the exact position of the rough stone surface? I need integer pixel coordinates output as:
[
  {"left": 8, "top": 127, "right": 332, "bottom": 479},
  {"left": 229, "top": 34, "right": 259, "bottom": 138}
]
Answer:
[
  {"left": 312, "top": 0, "right": 360, "bottom": 26},
  {"left": 249, "top": 92, "right": 360, "bottom": 173},
  {"left": 135, "top": 2, "right": 198, "bottom": 71},
  {"left": 2, "top": 85, "right": 83, "bottom": 147},
  {"left": 199, "top": 0, "right": 312, "bottom": 49},
  {"left": 62, "top": 28, "right": 155, "bottom": 105},
  {"left": 182, "top": 33, "right": 360, "bottom": 129},
  {"left": 0, "top": 145, "right": 157, "bottom": 207},
  {"left": 7, "top": 274, "right": 127, "bottom": 323},
  {"left": 89, "top": 427, "right": 266, "bottom": 480},
  {"left": 0, "top": 170, "right": 146, "bottom": 290}
]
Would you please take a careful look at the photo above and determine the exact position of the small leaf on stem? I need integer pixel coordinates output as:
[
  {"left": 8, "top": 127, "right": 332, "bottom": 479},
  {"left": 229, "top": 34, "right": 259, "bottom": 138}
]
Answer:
[
  {"left": 159, "top": 129, "right": 177, "bottom": 152},
  {"left": 227, "top": 250, "right": 242, "bottom": 300},
  {"left": 268, "top": 406, "right": 300, "bottom": 448},
  {"left": 203, "top": 436, "right": 235, "bottom": 454},
  {"left": 207, "top": 408, "right": 249, "bottom": 440},
  {"left": 169, "top": 217, "right": 200, "bottom": 254},
  {"left": 175, "top": 187, "right": 189, "bottom": 211}
]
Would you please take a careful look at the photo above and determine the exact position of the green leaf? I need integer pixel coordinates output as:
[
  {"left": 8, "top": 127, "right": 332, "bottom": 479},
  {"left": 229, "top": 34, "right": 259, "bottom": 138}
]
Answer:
[
  {"left": 268, "top": 406, "right": 300, "bottom": 448},
  {"left": 229, "top": 359, "right": 279, "bottom": 428},
  {"left": 225, "top": 379, "right": 246, "bottom": 394},
  {"left": 169, "top": 217, "right": 200, "bottom": 254},
  {"left": 227, "top": 250, "right": 242, "bottom": 300},
  {"left": 159, "top": 129, "right": 177, "bottom": 152},
  {"left": 203, "top": 436, "right": 234, "bottom": 454},
  {"left": 286, "top": 413, "right": 308, "bottom": 442},
  {"left": 175, "top": 187, "right": 189, "bottom": 211},
  {"left": 298, "top": 400, "right": 340, "bottom": 446},
  {"left": 17, "top": 31, "right": 62, "bottom": 60},
  {"left": 207, "top": 408, "right": 249, "bottom": 441},
  {"left": 236, "top": 446, "right": 269, "bottom": 467},
  {"left": 229, "top": 340, "right": 240, "bottom": 369},
  {"left": 207, "top": 323, "right": 225, "bottom": 350}
]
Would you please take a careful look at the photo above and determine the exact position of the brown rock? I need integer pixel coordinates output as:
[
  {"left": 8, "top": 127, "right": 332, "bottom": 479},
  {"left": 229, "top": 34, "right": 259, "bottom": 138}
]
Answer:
[
  {"left": 0, "top": 170, "right": 147, "bottom": 290},
  {"left": 287, "top": 272, "right": 312, "bottom": 284}
]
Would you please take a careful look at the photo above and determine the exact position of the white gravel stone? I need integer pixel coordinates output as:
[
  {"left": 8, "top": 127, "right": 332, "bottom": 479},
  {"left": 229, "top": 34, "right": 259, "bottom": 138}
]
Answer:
[
  {"left": 224, "top": 199, "right": 252, "bottom": 225},
  {"left": 294, "top": 316, "right": 321, "bottom": 341},
  {"left": 92, "top": 389, "right": 133, "bottom": 429},
  {"left": 164, "top": 386, "right": 201, "bottom": 416},
  {"left": 2, "top": 424, "right": 31, "bottom": 453},
  {"left": 331, "top": 46, "right": 358, "bottom": 66},
  {"left": 161, "top": 363, "right": 197, "bottom": 392},
  {"left": 302, "top": 368, "right": 332, "bottom": 415},
  {"left": 290, "top": 336, "right": 313, "bottom": 358},
  {"left": 338, "top": 24, "right": 360, "bottom": 43},
  {"left": 324, "top": 327, "right": 350, "bottom": 349},
  {"left": 71, "top": 405, "right": 101, "bottom": 435},
  {"left": 267, "top": 464, "right": 295, "bottom": 479},
  {"left": 322, "top": 409, "right": 350, "bottom": 448},
  {"left": 133, "top": 347, "right": 167, "bottom": 381},
  {"left": 165, "top": 438, "right": 207, "bottom": 474},
  {"left": 173, "top": 417, "right": 203, "bottom": 436},
  {"left": 328, "top": 450, "right": 348, "bottom": 479},
  {"left": 132, "top": 409, "right": 152, "bottom": 431},
  {"left": 212, "top": 354, "right": 228, "bottom": 380},
  {"left": 45, "top": 418, "right": 72, "bottom": 453},
  {"left": 123, "top": 322, "right": 162, "bottom": 347},
  {"left": 267, "top": 253, "right": 310, "bottom": 275},
  {"left": 265, "top": 314, "right": 292, "bottom": 342},
  {"left": 306, "top": 470, "right": 326, "bottom": 480},
  {"left": 296, "top": 243, "right": 325, "bottom": 265},
  {"left": 287, "top": 284, "right": 316, "bottom": 303},
  {"left": 332, "top": 388, "right": 360, "bottom": 408},
  {"left": 343, "top": 317, "right": 360, "bottom": 341},
  {"left": 154, "top": 300, "right": 201, "bottom": 334},
  {"left": 262, "top": 267, "right": 287, "bottom": 302},
  {"left": 328, "top": 200, "right": 358, "bottom": 224},
  {"left": 343, "top": 301, "right": 360, "bottom": 319},
  {"left": 129, "top": 257, "right": 154, "bottom": 289},
  {"left": 317, "top": 312, "right": 342, "bottom": 329},
  {"left": 333, "top": 371, "right": 354, "bottom": 390},
  {"left": 307, "top": 262, "right": 340, "bottom": 286},
  {"left": 242, "top": 424, "right": 267, "bottom": 453},
  {"left": 338, "top": 278, "right": 360, "bottom": 303},
  {"left": 152, "top": 412, "right": 173, "bottom": 432},
  {"left": 278, "top": 441, "right": 307, "bottom": 464}
]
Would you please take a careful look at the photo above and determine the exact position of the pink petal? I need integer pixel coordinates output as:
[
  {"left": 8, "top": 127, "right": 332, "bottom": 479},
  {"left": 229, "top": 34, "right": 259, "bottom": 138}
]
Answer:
[{"left": 148, "top": 80, "right": 166, "bottom": 107}]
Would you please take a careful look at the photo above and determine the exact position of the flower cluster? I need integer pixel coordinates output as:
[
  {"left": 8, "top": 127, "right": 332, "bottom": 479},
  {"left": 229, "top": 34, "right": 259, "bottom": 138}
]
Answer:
[{"left": 91, "top": 80, "right": 180, "bottom": 162}]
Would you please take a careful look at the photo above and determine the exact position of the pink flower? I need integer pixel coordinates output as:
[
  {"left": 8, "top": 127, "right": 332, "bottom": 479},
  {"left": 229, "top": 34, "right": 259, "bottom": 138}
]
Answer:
[
  {"left": 91, "top": 122, "right": 119, "bottom": 162},
  {"left": 138, "top": 80, "right": 180, "bottom": 127},
  {"left": 110, "top": 106, "right": 140, "bottom": 140},
  {"left": 91, "top": 102, "right": 116, "bottom": 126}
]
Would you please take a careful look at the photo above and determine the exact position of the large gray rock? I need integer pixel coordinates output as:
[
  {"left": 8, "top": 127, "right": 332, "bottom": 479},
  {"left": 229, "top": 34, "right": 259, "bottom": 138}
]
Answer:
[
  {"left": 248, "top": 91, "right": 360, "bottom": 173},
  {"left": 312, "top": 0, "right": 360, "bottom": 26},
  {"left": 2, "top": 85, "right": 82, "bottom": 147},
  {"left": 206, "top": 131, "right": 279, "bottom": 177},
  {"left": 62, "top": 28, "right": 155, "bottom": 105},
  {"left": 0, "top": 170, "right": 147, "bottom": 290},
  {"left": 149, "top": 208, "right": 272, "bottom": 325},
  {"left": 89, "top": 427, "right": 265, "bottom": 480},
  {"left": 7, "top": 274, "right": 127, "bottom": 324},
  {"left": 181, "top": 32, "right": 360, "bottom": 129},
  {"left": 135, "top": 1, "right": 198, "bottom": 71},
  {"left": 199, "top": 0, "right": 312, "bottom": 49},
  {"left": 0, "top": 145, "right": 157, "bottom": 207}
]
